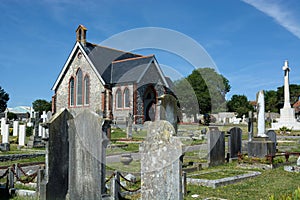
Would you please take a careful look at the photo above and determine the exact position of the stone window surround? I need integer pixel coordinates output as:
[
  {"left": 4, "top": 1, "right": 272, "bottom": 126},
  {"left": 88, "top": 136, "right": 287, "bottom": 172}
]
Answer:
[
  {"left": 115, "top": 86, "right": 131, "bottom": 110},
  {"left": 68, "top": 67, "right": 90, "bottom": 108}
]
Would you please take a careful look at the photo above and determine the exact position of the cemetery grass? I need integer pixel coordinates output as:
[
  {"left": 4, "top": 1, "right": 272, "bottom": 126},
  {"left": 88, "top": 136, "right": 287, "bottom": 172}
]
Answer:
[
  {"left": 185, "top": 163, "right": 300, "bottom": 200},
  {"left": 0, "top": 156, "right": 44, "bottom": 167}
]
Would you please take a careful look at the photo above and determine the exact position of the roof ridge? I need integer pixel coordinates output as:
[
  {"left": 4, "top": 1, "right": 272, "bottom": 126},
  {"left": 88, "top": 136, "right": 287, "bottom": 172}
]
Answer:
[
  {"left": 112, "top": 55, "right": 154, "bottom": 64},
  {"left": 87, "top": 42, "right": 143, "bottom": 57}
]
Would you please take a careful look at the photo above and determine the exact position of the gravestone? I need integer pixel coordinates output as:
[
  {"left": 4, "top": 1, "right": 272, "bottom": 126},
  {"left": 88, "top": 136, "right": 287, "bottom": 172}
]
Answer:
[
  {"left": 126, "top": 113, "right": 133, "bottom": 139},
  {"left": 1, "top": 118, "right": 6, "bottom": 136},
  {"left": 18, "top": 125, "right": 26, "bottom": 146},
  {"left": 156, "top": 94, "right": 178, "bottom": 133},
  {"left": 2, "top": 124, "right": 9, "bottom": 143},
  {"left": 140, "top": 120, "right": 183, "bottom": 200},
  {"left": 228, "top": 127, "right": 242, "bottom": 158},
  {"left": 13, "top": 121, "right": 19, "bottom": 136},
  {"left": 208, "top": 127, "right": 225, "bottom": 166},
  {"left": 39, "top": 109, "right": 73, "bottom": 200},
  {"left": 248, "top": 111, "right": 254, "bottom": 141},
  {"left": 68, "top": 110, "right": 109, "bottom": 199},
  {"left": 266, "top": 130, "right": 277, "bottom": 145}
]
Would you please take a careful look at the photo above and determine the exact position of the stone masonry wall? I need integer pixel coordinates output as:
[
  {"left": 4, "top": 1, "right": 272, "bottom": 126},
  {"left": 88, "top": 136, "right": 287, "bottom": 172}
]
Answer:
[{"left": 55, "top": 48, "right": 105, "bottom": 116}]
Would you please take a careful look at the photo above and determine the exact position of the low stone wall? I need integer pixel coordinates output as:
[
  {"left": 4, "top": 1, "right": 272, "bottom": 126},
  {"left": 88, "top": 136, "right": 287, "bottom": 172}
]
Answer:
[{"left": 0, "top": 153, "right": 45, "bottom": 162}]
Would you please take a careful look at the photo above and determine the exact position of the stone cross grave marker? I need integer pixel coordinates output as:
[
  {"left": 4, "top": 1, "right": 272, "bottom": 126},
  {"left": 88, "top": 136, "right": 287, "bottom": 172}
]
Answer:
[
  {"left": 228, "top": 127, "right": 242, "bottom": 158},
  {"left": 13, "top": 121, "right": 19, "bottom": 136},
  {"left": 68, "top": 110, "right": 109, "bottom": 199},
  {"left": 140, "top": 120, "right": 183, "bottom": 200},
  {"left": 208, "top": 126, "right": 225, "bottom": 166},
  {"left": 18, "top": 125, "right": 26, "bottom": 146}
]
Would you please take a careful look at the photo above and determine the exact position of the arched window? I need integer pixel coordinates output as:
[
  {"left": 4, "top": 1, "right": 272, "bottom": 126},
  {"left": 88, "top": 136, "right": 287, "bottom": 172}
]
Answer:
[
  {"left": 84, "top": 75, "right": 90, "bottom": 105},
  {"left": 116, "top": 89, "right": 122, "bottom": 108},
  {"left": 124, "top": 88, "right": 130, "bottom": 108},
  {"left": 76, "top": 68, "right": 83, "bottom": 105},
  {"left": 69, "top": 77, "right": 75, "bottom": 106}
]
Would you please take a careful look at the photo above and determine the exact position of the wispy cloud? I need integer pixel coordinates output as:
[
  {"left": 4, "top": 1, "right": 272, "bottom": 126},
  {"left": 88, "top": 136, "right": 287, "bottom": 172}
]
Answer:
[{"left": 242, "top": 0, "right": 300, "bottom": 39}]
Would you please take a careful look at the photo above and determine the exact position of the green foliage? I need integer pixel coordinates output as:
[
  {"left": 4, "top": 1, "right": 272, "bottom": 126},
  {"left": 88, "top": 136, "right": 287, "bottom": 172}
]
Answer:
[
  {"left": 7, "top": 112, "right": 17, "bottom": 120},
  {"left": 174, "top": 68, "right": 230, "bottom": 117},
  {"left": 265, "top": 90, "right": 278, "bottom": 112},
  {"left": 0, "top": 86, "right": 9, "bottom": 112},
  {"left": 32, "top": 99, "right": 51, "bottom": 115},
  {"left": 227, "top": 94, "right": 253, "bottom": 117},
  {"left": 26, "top": 126, "right": 33, "bottom": 137}
]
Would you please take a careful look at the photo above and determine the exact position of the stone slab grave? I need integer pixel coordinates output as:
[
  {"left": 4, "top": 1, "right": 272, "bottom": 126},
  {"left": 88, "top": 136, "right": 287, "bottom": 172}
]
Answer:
[
  {"left": 68, "top": 110, "right": 109, "bottom": 199},
  {"left": 228, "top": 127, "right": 242, "bottom": 159},
  {"left": 140, "top": 120, "right": 183, "bottom": 200},
  {"left": 208, "top": 127, "right": 225, "bottom": 166}
]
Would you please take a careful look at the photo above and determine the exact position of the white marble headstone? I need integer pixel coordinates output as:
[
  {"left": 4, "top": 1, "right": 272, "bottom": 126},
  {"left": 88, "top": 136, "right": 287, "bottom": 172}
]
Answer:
[
  {"left": 2, "top": 124, "right": 9, "bottom": 143},
  {"left": 13, "top": 121, "right": 19, "bottom": 136},
  {"left": 19, "top": 125, "right": 26, "bottom": 146}
]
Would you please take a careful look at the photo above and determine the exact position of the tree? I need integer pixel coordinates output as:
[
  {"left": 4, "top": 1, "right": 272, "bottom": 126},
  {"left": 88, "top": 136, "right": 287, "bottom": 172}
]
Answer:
[
  {"left": 276, "top": 84, "right": 300, "bottom": 110},
  {"left": 227, "top": 94, "right": 253, "bottom": 118},
  {"left": 265, "top": 90, "right": 278, "bottom": 113},
  {"left": 32, "top": 99, "right": 51, "bottom": 115},
  {"left": 174, "top": 68, "right": 230, "bottom": 119},
  {"left": 0, "top": 86, "right": 9, "bottom": 112}
]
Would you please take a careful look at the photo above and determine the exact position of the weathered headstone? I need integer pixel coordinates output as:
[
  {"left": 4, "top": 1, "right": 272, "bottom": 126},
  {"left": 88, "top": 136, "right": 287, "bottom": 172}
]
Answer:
[
  {"left": 38, "top": 125, "right": 43, "bottom": 137},
  {"left": 13, "top": 121, "right": 19, "bottom": 136},
  {"left": 156, "top": 94, "right": 178, "bottom": 133},
  {"left": 18, "top": 125, "right": 26, "bottom": 146},
  {"left": 266, "top": 130, "right": 277, "bottom": 145},
  {"left": 39, "top": 108, "right": 73, "bottom": 200},
  {"left": 228, "top": 127, "right": 242, "bottom": 158},
  {"left": 68, "top": 110, "right": 109, "bottom": 199},
  {"left": 140, "top": 120, "right": 183, "bottom": 200},
  {"left": 208, "top": 127, "right": 225, "bottom": 166},
  {"left": 126, "top": 113, "right": 133, "bottom": 139}
]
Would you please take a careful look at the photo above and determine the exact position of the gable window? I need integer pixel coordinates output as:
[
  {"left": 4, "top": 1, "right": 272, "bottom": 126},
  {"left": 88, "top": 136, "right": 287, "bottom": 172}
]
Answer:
[
  {"left": 84, "top": 75, "right": 90, "bottom": 105},
  {"left": 124, "top": 88, "right": 130, "bottom": 108},
  {"left": 116, "top": 89, "right": 122, "bottom": 108},
  {"left": 69, "top": 77, "right": 75, "bottom": 106},
  {"left": 76, "top": 68, "right": 83, "bottom": 105}
]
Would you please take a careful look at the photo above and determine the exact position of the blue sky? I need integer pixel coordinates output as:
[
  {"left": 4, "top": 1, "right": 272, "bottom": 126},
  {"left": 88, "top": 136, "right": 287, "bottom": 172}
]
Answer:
[{"left": 1, "top": 0, "right": 300, "bottom": 108}]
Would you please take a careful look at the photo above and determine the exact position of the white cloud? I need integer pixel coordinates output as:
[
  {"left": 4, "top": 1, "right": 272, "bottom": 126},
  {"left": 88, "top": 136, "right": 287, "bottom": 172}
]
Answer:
[{"left": 242, "top": 0, "right": 300, "bottom": 39}]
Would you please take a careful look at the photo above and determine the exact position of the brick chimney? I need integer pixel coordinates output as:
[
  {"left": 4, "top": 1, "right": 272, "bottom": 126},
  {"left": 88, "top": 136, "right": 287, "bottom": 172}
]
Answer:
[{"left": 76, "top": 25, "right": 87, "bottom": 46}]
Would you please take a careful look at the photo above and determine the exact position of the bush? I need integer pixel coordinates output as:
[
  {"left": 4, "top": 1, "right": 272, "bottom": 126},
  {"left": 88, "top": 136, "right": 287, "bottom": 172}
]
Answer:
[{"left": 26, "top": 126, "right": 33, "bottom": 137}]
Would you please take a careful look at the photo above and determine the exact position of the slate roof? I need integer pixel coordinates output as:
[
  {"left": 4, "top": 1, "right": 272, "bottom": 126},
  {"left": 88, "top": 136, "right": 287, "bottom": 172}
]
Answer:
[
  {"left": 111, "top": 56, "right": 154, "bottom": 84},
  {"left": 84, "top": 42, "right": 143, "bottom": 83}
]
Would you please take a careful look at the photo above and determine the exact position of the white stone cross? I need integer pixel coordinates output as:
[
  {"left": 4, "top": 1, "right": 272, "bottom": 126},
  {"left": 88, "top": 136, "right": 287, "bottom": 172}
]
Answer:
[{"left": 41, "top": 111, "right": 47, "bottom": 123}]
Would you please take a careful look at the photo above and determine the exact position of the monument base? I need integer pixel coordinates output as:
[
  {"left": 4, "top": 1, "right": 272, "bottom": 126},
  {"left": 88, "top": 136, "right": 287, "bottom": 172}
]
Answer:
[
  {"left": 248, "top": 137, "right": 276, "bottom": 158},
  {"left": 271, "top": 107, "right": 300, "bottom": 130},
  {"left": 0, "top": 143, "right": 10, "bottom": 152}
]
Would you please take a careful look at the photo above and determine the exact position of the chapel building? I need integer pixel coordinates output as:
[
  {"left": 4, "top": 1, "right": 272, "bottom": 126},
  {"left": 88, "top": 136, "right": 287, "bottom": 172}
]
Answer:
[{"left": 52, "top": 25, "right": 174, "bottom": 124}]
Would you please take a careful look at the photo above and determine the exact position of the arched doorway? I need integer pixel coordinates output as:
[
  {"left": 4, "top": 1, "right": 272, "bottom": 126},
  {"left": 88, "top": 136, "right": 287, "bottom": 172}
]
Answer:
[{"left": 143, "top": 86, "right": 157, "bottom": 122}]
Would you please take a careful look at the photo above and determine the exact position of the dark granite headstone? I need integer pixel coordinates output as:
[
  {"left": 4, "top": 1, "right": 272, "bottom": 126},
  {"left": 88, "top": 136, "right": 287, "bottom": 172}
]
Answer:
[
  {"left": 228, "top": 127, "right": 242, "bottom": 158},
  {"left": 68, "top": 110, "right": 108, "bottom": 199},
  {"left": 208, "top": 127, "right": 225, "bottom": 166},
  {"left": 266, "top": 130, "right": 277, "bottom": 145}
]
